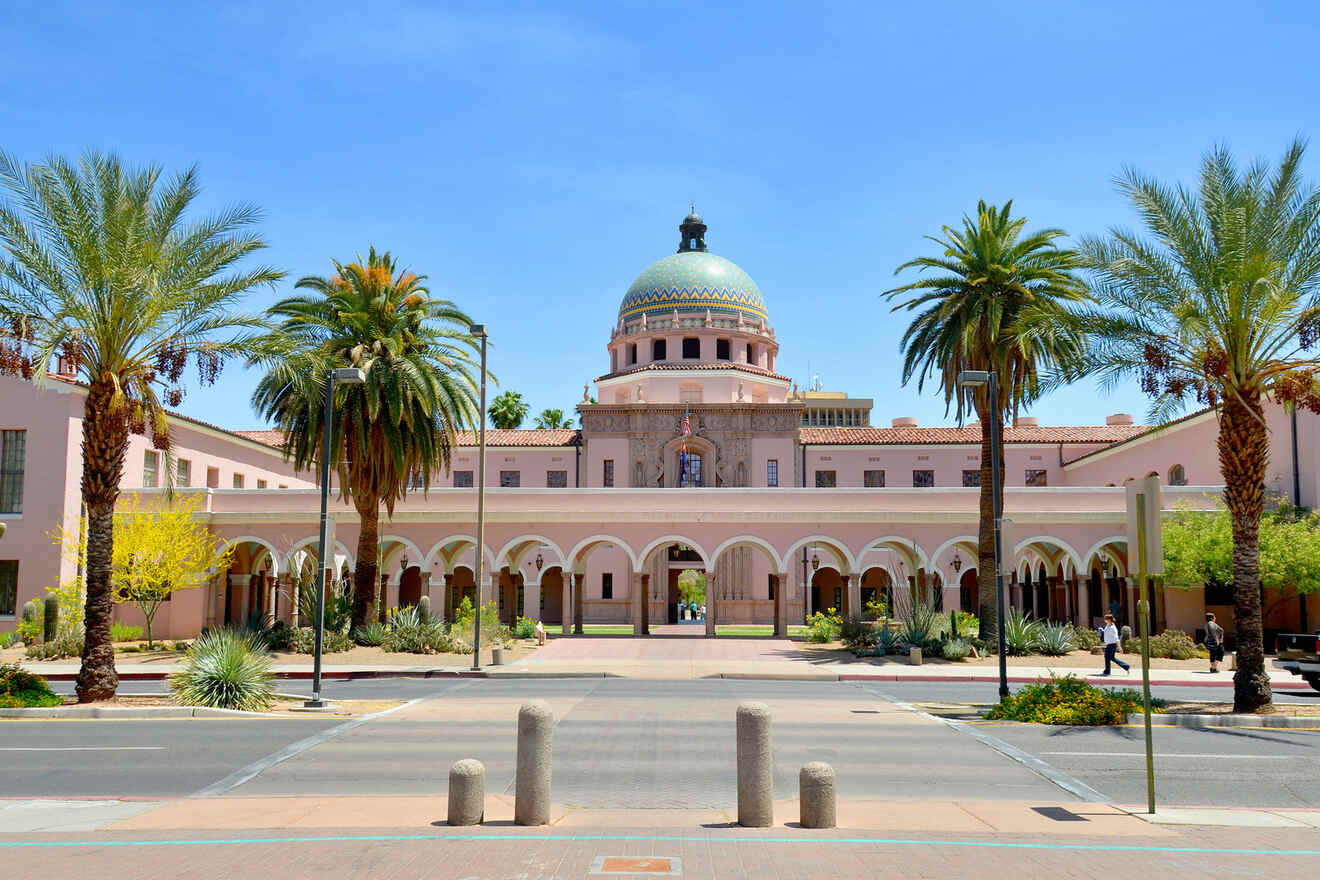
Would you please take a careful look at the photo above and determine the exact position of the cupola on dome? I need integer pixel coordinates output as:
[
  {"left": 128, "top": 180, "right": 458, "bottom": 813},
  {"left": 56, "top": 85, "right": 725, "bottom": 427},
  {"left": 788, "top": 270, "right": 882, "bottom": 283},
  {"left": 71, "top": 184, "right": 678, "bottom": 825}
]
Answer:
[{"left": 617, "top": 213, "right": 768, "bottom": 325}]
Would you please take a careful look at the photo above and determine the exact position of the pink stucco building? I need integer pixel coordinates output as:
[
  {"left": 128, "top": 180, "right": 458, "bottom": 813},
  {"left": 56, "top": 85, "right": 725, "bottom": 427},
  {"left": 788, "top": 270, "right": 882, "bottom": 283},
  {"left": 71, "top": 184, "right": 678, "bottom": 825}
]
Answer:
[{"left": 2, "top": 212, "right": 1317, "bottom": 643}]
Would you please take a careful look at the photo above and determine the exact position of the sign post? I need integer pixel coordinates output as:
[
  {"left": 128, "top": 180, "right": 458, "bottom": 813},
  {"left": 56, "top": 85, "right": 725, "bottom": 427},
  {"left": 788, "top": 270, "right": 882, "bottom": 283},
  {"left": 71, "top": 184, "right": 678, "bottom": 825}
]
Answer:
[{"left": 1125, "top": 475, "right": 1163, "bottom": 815}]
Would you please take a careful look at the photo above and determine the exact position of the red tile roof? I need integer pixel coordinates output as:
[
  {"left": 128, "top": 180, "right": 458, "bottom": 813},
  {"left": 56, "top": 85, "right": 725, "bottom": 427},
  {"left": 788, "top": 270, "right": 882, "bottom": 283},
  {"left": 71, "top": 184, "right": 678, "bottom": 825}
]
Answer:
[
  {"left": 235, "top": 428, "right": 582, "bottom": 449},
  {"left": 800, "top": 424, "right": 1152, "bottom": 445},
  {"left": 232, "top": 429, "right": 286, "bottom": 448},
  {"left": 596, "top": 362, "right": 791, "bottom": 382}
]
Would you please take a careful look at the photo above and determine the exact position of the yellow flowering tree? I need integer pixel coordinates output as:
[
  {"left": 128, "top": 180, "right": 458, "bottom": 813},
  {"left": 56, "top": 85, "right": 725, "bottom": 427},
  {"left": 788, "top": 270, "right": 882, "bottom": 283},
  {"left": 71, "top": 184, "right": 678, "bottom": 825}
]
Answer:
[{"left": 111, "top": 494, "right": 233, "bottom": 648}]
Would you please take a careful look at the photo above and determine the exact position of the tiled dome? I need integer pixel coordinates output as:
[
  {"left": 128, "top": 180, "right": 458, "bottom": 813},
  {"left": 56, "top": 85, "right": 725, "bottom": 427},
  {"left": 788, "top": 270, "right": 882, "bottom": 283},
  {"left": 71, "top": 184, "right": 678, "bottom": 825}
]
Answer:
[{"left": 618, "top": 250, "right": 767, "bottom": 324}]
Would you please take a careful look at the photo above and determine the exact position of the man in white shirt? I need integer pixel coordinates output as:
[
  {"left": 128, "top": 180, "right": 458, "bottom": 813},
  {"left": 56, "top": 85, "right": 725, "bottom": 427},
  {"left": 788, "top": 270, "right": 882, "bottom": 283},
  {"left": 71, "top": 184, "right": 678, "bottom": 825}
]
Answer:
[{"left": 1100, "top": 613, "right": 1130, "bottom": 676}]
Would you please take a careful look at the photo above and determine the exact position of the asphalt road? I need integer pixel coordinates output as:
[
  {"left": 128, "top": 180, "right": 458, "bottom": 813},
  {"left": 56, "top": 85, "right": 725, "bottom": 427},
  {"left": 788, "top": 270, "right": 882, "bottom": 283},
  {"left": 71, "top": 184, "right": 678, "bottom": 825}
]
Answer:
[{"left": 11, "top": 678, "right": 1320, "bottom": 807}]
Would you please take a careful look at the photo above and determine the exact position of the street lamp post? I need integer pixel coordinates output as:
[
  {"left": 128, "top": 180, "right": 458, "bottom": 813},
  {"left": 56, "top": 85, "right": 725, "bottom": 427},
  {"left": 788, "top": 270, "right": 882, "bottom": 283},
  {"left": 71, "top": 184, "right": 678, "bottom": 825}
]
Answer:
[
  {"left": 305, "top": 366, "right": 366, "bottom": 710},
  {"left": 470, "top": 325, "right": 489, "bottom": 671},
  {"left": 957, "top": 370, "right": 1009, "bottom": 699}
]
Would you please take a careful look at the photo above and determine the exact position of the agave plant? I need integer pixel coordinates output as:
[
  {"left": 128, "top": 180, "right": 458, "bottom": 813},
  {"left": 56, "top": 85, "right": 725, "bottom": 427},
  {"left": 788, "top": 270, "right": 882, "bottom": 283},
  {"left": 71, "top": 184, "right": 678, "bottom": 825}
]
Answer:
[
  {"left": 941, "top": 638, "right": 972, "bottom": 661},
  {"left": 1002, "top": 608, "right": 1044, "bottom": 656},
  {"left": 169, "top": 628, "right": 275, "bottom": 712},
  {"left": 1035, "top": 623, "right": 1076, "bottom": 657},
  {"left": 352, "top": 621, "right": 387, "bottom": 647}
]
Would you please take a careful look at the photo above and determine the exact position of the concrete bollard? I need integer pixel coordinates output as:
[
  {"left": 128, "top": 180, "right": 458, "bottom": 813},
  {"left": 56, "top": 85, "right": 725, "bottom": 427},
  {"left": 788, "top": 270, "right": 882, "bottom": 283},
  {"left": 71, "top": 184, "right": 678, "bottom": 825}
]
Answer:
[
  {"left": 1228, "top": 651, "right": 1237, "bottom": 671},
  {"left": 515, "top": 699, "right": 553, "bottom": 825},
  {"left": 492, "top": 646, "right": 505, "bottom": 666},
  {"left": 447, "top": 759, "right": 485, "bottom": 826},
  {"left": 909, "top": 646, "right": 922, "bottom": 666},
  {"left": 799, "top": 761, "right": 836, "bottom": 829},
  {"left": 736, "top": 701, "right": 773, "bottom": 827}
]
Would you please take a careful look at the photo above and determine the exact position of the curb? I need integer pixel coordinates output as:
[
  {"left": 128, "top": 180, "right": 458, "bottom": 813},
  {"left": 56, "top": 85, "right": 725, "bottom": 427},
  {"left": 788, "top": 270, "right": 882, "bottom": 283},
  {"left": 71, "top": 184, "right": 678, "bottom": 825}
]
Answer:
[
  {"left": 1128, "top": 712, "right": 1320, "bottom": 729},
  {"left": 0, "top": 706, "right": 282, "bottom": 719}
]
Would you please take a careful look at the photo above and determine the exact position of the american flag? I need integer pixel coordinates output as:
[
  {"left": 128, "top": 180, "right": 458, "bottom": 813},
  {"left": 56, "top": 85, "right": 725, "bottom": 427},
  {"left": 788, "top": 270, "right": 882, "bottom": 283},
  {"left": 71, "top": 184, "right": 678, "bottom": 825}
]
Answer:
[{"left": 681, "top": 414, "right": 691, "bottom": 436}]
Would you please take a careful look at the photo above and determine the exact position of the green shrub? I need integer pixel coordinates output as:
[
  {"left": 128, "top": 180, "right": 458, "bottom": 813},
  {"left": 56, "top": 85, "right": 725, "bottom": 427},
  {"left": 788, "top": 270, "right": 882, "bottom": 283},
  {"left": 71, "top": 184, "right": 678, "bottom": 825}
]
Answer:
[
  {"left": 1036, "top": 623, "right": 1076, "bottom": 656},
  {"left": 110, "top": 622, "right": 143, "bottom": 643},
  {"left": 0, "top": 630, "right": 20, "bottom": 649},
  {"left": 261, "top": 620, "right": 295, "bottom": 651},
  {"left": 804, "top": 609, "right": 842, "bottom": 643},
  {"left": 897, "top": 601, "right": 939, "bottom": 648},
  {"left": 942, "top": 638, "right": 971, "bottom": 661},
  {"left": 985, "top": 675, "right": 1164, "bottom": 725},
  {"left": 352, "top": 621, "right": 387, "bottom": 647},
  {"left": 169, "top": 629, "right": 275, "bottom": 712},
  {"left": 513, "top": 616, "right": 537, "bottom": 639},
  {"left": 839, "top": 615, "right": 877, "bottom": 650},
  {"left": 287, "top": 626, "right": 353, "bottom": 654},
  {"left": 1123, "top": 629, "right": 1207, "bottom": 660},
  {"left": 382, "top": 621, "right": 452, "bottom": 654},
  {"left": 25, "top": 630, "right": 82, "bottom": 660},
  {"left": 0, "top": 661, "right": 61, "bottom": 708},
  {"left": 863, "top": 596, "right": 889, "bottom": 619},
  {"left": 1070, "top": 625, "right": 1101, "bottom": 651},
  {"left": 1002, "top": 608, "right": 1043, "bottom": 656},
  {"left": 170, "top": 640, "right": 191, "bottom": 652},
  {"left": 295, "top": 578, "right": 353, "bottom": 634}
]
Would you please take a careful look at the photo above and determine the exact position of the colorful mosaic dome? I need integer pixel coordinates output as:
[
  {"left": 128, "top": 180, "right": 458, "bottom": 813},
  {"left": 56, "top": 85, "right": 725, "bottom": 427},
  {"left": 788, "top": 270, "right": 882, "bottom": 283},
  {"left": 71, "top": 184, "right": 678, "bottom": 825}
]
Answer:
[{"left": 618, "top": 250, "right": 767, "bottom": 324}]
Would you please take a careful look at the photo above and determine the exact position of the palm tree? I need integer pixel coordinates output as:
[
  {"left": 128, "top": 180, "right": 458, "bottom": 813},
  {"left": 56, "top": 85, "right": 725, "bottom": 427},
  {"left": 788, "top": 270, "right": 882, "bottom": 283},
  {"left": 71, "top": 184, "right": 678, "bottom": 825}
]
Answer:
[
  {"left": 1077, "top": 140, "right": 1320, "bottom": 713},
  {"left": 252, "top": 248, "right": 479, "bottom": 626},
  {"left": 885, "top": 201, "right": 1088, "bottom": 642},
  {"left": 534, "top": 407, "right": 570, "bottom": 429},
  {"left": 490, "top": 390, "right": 528, "bottom": 429},
  {"left": 0, "top": 151, "right": 281, "bottom": 701}
]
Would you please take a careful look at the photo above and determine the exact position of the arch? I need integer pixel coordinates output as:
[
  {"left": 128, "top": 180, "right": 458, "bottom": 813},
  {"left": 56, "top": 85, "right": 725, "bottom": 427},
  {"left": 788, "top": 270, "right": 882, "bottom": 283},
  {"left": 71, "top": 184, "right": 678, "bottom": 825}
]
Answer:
[
  {"left": 1012, "top": 535, "right": 1083, "bottom": 573},
  {"left": 636, "top": 534, "right": 710, "bottom": 568},
  {"left": 379, "top": 535, "right": 426, "bottom": 584},
  {"left": 782, "top": 535, "right": 856, "bottom": 574},
  {"left": 860, "top": 536, "right": 929, "bottom": 571},
  {"left": 1083, "top": 535, "right": 1130, "bottom": 577},
  {"left": 567, "top": 534, "right": 639, "bottom": 571},
  {"left": 927, "top": 535, "right": 979, "bottom": 576},
  {"left": 225, "top": 536, "right": 283, "bottom": 575},
  {"left": 424, "top": 534, "right": 496, "bottom": 575},
  {"left": 1168, "top": 464, "right": 1187, "bottom": 486},
  {"left": 710, "top": 535, "right": 782, "bottom": 571},
  {"left": 495, "top": 535, "right": 568, "bottom": 572},
  {"left": 286, "top": 536, "right": 355, "bottom": 574}
]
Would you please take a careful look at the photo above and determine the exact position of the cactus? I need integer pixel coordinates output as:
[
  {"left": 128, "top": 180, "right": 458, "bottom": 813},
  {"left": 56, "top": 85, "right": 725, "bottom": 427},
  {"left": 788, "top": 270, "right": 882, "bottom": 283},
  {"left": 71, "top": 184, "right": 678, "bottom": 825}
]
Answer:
[
  {"left": 417, "top": 594, "right": 431, "bottom": 625},
  {"left": 21, "top": 599, "right": 40, "bottom": 625},
  {"left": 43, "top": 593, "right": 59, "bottom": 643}
]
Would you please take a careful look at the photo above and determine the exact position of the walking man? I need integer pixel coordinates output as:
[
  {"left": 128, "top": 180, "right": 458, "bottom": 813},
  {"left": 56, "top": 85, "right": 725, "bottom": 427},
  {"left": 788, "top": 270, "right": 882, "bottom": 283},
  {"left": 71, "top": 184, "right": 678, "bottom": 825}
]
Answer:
[
  {"left": 1205, "top": 612, "right": 1225, "bottom": 673},
  {"left": 1100, "top": 612, "right": 1130, "bottom": 676}
]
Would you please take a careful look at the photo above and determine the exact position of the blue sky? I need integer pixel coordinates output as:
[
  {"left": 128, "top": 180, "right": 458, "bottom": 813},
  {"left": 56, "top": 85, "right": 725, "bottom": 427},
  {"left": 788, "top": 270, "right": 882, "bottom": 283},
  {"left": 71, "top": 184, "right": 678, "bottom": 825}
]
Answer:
[{"left": 5, "top": 0, "right": 1318, "bottom": 429}]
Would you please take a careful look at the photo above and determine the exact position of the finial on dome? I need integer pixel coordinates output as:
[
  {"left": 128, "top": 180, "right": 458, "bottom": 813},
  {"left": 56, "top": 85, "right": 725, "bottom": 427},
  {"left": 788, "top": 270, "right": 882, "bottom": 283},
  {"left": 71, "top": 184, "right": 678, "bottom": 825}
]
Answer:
[{"left": 678, "top": 210, "right": 707, "bottom": 253}]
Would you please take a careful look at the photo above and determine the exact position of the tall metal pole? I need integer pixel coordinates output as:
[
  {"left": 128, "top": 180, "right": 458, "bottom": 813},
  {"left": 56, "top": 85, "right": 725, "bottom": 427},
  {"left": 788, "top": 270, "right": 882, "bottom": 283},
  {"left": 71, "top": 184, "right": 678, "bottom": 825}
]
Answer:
[
  {"left": 306, "top": 370, "right": 335, "bottom": 709},
  {"left": 989, "top": 371, "right": 1009, "bottom": 699},
  {"left": 472, "top": 330, "right": 488, "bottom": 671},
  {"left": 1136, "top": 496, "right": 1156, "bottom": 814}
]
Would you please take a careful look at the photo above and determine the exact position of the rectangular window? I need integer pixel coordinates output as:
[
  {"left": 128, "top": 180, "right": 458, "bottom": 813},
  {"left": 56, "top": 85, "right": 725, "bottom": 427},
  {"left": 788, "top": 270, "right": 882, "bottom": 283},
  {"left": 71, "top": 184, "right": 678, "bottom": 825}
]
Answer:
[
  {"left": 766, "top": 459, "right": 778, "bottom": 487},
  {"left": 0, "top": 560, "right": 15, "bottom": 616},
  {"left": 716, "top": 339, "right": 730, "bottom": 360},
  {"left": 232, "top": 473, "right": 245, "bottom": 489},
  {"left": 142, "top": 449, "right": 159, "bottom": 489},
  {"left": 546, "top": 470, "right": 567, "bottom": 488},
  {"left": 256, "top": 478, "right": 268, "bottom": 489},
  {"left": 177, "top": 458, "right": 191, "bottom": 487},
  {"left": 652, "top": 339, "right": 666, "bottom": 361},
  {"left": 814, "top": 470, "right": 837, "bottom": 488},
  {"left": 1025, "top": 469, "right": 1048, "bottom": 487},
  {"left": 601, "top": 572, "right": 613, "bottom": 600},
  {"left": 453, "top": 470, "right": 474, "bottom": 488},
  {"left": 278, "top": 484, "right": 288, "bottom": 489},
  {"left": 682, "top": 337, "right": 700, "bottom": 359},
  {"left": 499, "top": 470, "right": 520, "bottom": 488},
  {"left": 962, "top": 470, "right": 981, "bottom": 488},
  {"left": 628, "top": 343, "right": 637, "bottom": 365},
  {"left": 603, "top": 459, "right": 614, "bottom": 487},
  {"left": 206, "top": 466, "right": 220, "bottom": 489},
  {"left": 863, "top": 469, "right": 885, "bottom": 488},
  {"left": 767, "top": 573, "right": 775, "bottom": 601},
  {"left": 912, "top": 469, "right": 934, "bottom": 488},
  {"left": 0, "top": 431, "right": 23, "bottom": 514},
  {"left": 746, "top": 343, "right": 754, "bottom": 363}
]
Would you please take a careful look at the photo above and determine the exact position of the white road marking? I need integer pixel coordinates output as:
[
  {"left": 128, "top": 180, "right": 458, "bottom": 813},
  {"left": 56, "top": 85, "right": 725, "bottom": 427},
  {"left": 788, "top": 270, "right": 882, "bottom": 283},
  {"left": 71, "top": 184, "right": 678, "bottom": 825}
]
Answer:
[
  {"left": 0, "top": 747, "right": 165, "bottom": 751},
  {"left": 1040, "top": 751, "right": 1298, "bottom": 759}
]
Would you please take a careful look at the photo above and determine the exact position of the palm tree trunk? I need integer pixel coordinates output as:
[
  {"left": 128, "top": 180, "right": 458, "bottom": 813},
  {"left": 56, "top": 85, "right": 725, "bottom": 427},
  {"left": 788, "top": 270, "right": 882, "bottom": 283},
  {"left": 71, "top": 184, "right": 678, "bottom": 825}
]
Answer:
[
  {"left": 977, "top": 410, "right": 997, "bottom": 641},
  {"left": 75, "top": 379, "right": 126, "bottom": 702},
  {"left": 1219, "top": 390, "right": 1273, "bottom": 713},
  {"left": 352, "top": 492, "right": 379, "bottom": 628}
]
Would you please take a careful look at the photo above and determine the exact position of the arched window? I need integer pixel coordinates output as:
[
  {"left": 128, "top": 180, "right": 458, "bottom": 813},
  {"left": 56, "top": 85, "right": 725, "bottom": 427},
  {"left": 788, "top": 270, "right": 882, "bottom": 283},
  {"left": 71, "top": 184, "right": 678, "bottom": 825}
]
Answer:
[{"left": 1169, "top": 464, "right": 1187, "bottom": 486}]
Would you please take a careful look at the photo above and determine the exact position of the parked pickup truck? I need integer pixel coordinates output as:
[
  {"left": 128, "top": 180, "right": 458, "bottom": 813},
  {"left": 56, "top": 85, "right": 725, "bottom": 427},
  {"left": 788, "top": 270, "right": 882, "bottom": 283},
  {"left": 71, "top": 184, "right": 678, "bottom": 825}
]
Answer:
[{"left": 1274, "top": 632, "right": 1320, "bottom": 692}]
